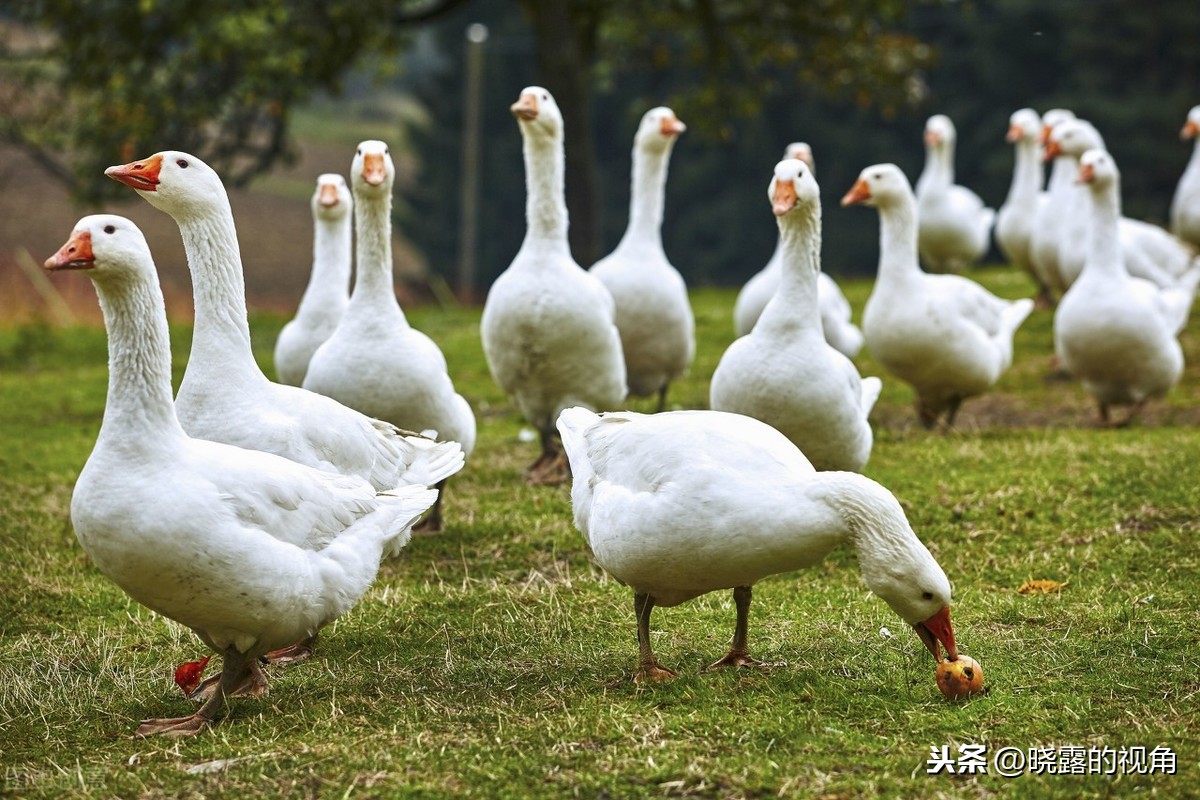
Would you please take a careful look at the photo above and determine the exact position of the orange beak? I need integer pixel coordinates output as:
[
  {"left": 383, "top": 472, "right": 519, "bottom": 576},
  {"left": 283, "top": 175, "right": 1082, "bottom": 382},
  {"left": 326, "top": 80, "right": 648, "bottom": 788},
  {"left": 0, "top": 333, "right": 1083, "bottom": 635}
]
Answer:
[
  {"left": 924, "top": 129, "right": 941, "bottom": 148},
  {"left": 361, "top": 153, "right": 386, "bottom": 187},
  {"left": 1042, "top": 139, "right": 1063, "bottom": 163},
  {"left": 44, "top": 229, "right": 94, "bottom": 271},
  {"left": 510, "top": 94, "right": 539, "bottom": 122},
  {"left": 772, "top": 179, "right": 798, "bottom": 216},
  {"left": 318, "top": 181, "right": 340, "bottom": 207},
  {"left": 840, "top": 178, "right": 871, "bottom": 207},
  {"left": 1183, "top": 120, "right": 1199, "bottom": 141},
  {"left": 1006, "top": 123, "right": 1023, "bottom": 143},
  {"left": 660, "top": 114, "right": 686, "bottom": 137},
  {"left": 105, "top": 153, "right": 163, "bottom": 192},
  {"left": 914, "top": 605, "right": 958, "bottom": 662},
  {"left": 1076, "top": 162, "right": 1095, "bottom": 184}
]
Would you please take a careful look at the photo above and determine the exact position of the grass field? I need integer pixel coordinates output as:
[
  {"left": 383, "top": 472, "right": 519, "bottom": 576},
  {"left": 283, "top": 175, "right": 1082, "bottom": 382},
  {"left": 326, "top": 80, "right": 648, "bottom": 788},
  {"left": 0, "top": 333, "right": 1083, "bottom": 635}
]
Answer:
[{"left": 1, "top": 270, "right": 1198, "bottom": 798}]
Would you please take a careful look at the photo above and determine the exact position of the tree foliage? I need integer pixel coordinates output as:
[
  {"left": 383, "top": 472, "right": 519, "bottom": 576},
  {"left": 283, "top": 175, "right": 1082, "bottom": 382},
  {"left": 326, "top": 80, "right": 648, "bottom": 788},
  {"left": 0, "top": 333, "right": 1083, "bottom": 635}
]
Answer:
[{"left": 0, "top": 0, "right": 464, "bottom": 201}]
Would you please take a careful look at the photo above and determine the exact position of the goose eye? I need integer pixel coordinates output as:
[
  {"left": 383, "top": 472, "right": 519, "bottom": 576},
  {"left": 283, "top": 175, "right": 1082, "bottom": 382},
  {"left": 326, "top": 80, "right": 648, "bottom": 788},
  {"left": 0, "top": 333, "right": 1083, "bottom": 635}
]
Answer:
[
  {"left": 176, "top": 159, "right": 189, "bottom": 168},
  {"left": 922, "top": 591, "right": 934, "bottom": 600},
  {"left": 103, "top": 225, "right": 116, "bottom": 234}
]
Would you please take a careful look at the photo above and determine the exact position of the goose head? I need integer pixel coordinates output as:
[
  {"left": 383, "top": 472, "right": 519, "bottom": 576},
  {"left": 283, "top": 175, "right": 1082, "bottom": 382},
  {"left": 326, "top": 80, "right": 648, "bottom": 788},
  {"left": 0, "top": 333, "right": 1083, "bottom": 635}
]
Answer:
[
  {"left": 769, "top": 157, "right": 819, "bottom": 217},
  {"left": 923, "top": 114, "right": 956, "bottom": 150},
  {"left": 835, "top": 479, "right": 958, "bottom": 662},
  {"left": 872, "top": 553, "right": 957, "bottom": 662},
  {"left": 44, "top": 214, "right": 154, "bottom": 284},
  {"left": 350, "top": 140, "right": 395, "bottom": 197},
  {"left": 105, "top": 151, "right": 227, "bottom": 218},
  {"left": 313, "top": 173, "right": 352, "bottom": 221},
  {"left": 510, "top": 86, "right": 563, "bottom": 139},
  {"left": 1076, "top": 147, "right": 1120, "bottom": 191},
  {"left": 635, "top": 106, "right": 686, "bottom": 154},
  {"left": 784, "top": 142, "right": 815, "bottom": 173},
  {"left": 1007, "top": 108, "right": 1042, "bottom": 144},
  {"left": 1183, "top": 105, "right": 1200, "bottom": 140},
  {"left": 1039, "top": 108, "right": 1076, "bottom": 146},
  {"left": 1044, "top": 119, "right": 1102, "bottom": 162},
  {"left": 840, "top": 163, "right": 913, "bottom": 210}
]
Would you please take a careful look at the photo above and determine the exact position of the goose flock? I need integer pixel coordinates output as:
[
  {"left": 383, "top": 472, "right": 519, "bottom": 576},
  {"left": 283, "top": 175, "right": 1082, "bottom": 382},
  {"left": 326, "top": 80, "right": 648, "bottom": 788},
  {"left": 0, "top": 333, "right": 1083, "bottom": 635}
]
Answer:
[{"left": 42, "top": 91, "right": 1199, "bottom": 734}]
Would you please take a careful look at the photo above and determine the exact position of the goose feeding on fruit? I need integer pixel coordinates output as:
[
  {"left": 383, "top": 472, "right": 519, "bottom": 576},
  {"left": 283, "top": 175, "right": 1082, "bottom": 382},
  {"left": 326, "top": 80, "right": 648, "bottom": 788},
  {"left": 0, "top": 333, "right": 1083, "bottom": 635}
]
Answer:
[
  {"left": 1054, "top": 149, "right": 1196, "bottom": 426},
  {"left": 914, "top": 114, "right": 995, "bottom": 274},
  {"left": 710, "top": 158, "right": 881, "bottom": 472},
  {"left": 1169, "top": 104, "right": 1200, "bottom": 248},
  {"left": 843, "top": 164, "right": 1033, "bottom": 428},
  {"left": 273, "top": 174, "right": 352, "bottom": 387},
  {"left": 480, "top": 86, "right": 626, "bottom": 484},
  {"left": 589, "top": 106, "right": 694, "bottom": 411},
  {"left": 732, "top": 143, "right": 864, "bottom": 357},
  {"left": 44, "top": 214, "right": 437, "bottom": 737},
  {"left": 557, "top": 407, "right": 959, "bottom": 684},
  {"left": 303, "top": 140, "right": 477, "bottom": 533}
]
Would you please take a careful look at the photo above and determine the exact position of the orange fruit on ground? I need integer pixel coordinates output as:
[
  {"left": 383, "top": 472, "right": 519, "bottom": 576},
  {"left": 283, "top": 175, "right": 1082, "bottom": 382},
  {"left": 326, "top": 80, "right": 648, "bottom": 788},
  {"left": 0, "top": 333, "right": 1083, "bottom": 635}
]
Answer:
[{"left": 936, "top": 655, "right": 984, "bottom": 700}]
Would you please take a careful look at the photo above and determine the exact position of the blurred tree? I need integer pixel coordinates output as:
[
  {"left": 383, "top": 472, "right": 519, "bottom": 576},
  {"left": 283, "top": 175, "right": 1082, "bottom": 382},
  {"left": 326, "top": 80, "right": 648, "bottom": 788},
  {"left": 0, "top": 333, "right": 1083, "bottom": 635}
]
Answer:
[{"left": 0, "top": 0, "right": 468, "bottom": 202}]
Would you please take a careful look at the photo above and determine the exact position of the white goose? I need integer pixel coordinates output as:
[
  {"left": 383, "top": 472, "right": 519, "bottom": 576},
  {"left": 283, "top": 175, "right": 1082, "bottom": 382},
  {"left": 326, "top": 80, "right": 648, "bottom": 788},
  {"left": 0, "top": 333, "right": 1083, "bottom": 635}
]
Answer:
[
  {"left": 44, "top": 214, "right": 436, "bottom": 737},
  {"left": 590, "top": 106, "right": 694, "bottom": 411},
  {"left": 914, "top": 114, "right": 995, "bottom": 273},
  {"left": 710, "top": 158, "right": 881, "bottom": 472},
  {"left": 1054, "top": 149, "right": 1194, "bottom": 426},
  {"left": 843, "top": 164, "right": 1034, "bottom": 428},
  {"left": 481, "top": 86, "right": 626, "bottom": 484},
  {"left": 732, "top": 143, "right": 864, "bottom": 357},
  {"left": 1169, "top": 104, "right": 1200, "bottom": 248},
  {"left": 1046, "top": 119, "right": 1196, "bottom": 291},
  {"left": 1028, "top": 108, "right": 1078, "bottom": 298},
  {"left": 556, "top": 407, "right": 960, "bottom": 683},
  {"left": 303, "top": 141, "right": 477, "bottom": 532},
  {"left": 273, "top": 174, "right": 352, "bottom": 386},
  {"left": 994, "top": 108, "right": 1050, "bottom": 303}
]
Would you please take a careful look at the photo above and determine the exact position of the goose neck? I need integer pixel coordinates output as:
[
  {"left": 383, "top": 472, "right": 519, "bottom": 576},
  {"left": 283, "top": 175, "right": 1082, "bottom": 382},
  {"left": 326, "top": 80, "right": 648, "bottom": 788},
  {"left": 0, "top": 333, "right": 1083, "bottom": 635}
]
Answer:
[
  {"left": 1083, "top": 180, "right": 1125, "bottom": 279},
  {"left": 92, "top": 271, "right": 186, "bottom": 446},
  {"left": 874, "top": 194, "right": 923, "bottom": 286},
  {"left": 522, "top": 133, "right": 569, "bottom": 243},
  {"left": 920, "top": 144, "right": 954, "bottom": 194},
  {"left": 755, "top": 206, "right": 822, "bottom": 336},
  {"left": 1006, "top": 138, "right": 1043, "bottom": 205},
  {"left": 176, "top": 210, "right": 264, "bottom": 383},
  {"left": 622, "top": 142, "right": 672, "bottom": 244},
  {"left": 296, "top": 214, "right": 352, "bottom": 317},
  {"left": 349, "top": 190, "right": 407, "bottom": 326},
  {"left": 815, "top": 472, "right": 925, "bottom": 587}
]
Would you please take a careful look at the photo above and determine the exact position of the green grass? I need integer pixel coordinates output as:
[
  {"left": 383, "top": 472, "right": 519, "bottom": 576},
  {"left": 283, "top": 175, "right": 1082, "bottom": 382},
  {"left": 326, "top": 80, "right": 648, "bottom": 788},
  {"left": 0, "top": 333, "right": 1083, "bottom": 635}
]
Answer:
[{"left": 2, "top": 270, "right": 1198, "bottom": 798}]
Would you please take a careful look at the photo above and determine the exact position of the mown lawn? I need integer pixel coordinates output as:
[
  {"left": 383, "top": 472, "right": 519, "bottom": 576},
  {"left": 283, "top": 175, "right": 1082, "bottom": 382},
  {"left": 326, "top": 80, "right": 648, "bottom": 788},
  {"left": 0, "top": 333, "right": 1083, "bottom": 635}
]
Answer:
[{"left": 1, "top": 269, "right": 1197, "bottom": 798}]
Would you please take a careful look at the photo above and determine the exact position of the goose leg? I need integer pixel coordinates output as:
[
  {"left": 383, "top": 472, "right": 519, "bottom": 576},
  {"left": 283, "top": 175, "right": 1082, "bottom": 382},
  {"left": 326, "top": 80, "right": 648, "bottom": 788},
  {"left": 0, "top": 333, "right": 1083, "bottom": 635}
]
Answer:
[
  {"left": 413, "top": 479, "right": 448, "bottom": 535},
  {"left": 916, "top": 399, "right": 938, "bottom": 430},
  {"left": 527, "top": 429, "right": 570, "bottom": 486},
  {"left": 1115, "top": 401, "right": 1146, "bottom": 429},
  {"left": 633, "top": 592, "right": 677, "bottom": 683},
  {"left": 189, "top": 658, "right": 269, "bottom": 702},
  {"left": 708, "top": 585, "right": 764, "bottom": 669},
  {"left": 138, "top": 650, "right": 249, "bottom": 737},
  {"left": 261, "top": 634, "right": 317, "bottom": 666},
  {"left": 655, "top": 383, "right": 669, "bottom": 414},
  {"left": 944, "top": 397, "right": 963, "bottom": 428},
  {"left": 1096, "top": 401, "right": 1111, "bottom": 427}
]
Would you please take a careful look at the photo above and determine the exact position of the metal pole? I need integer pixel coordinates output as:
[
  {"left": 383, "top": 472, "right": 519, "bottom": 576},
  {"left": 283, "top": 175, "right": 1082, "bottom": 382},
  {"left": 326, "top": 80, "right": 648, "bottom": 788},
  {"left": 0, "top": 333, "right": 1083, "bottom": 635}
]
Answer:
[{"left": 458, "top": 23, "right": 488, "bottom": 302}]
